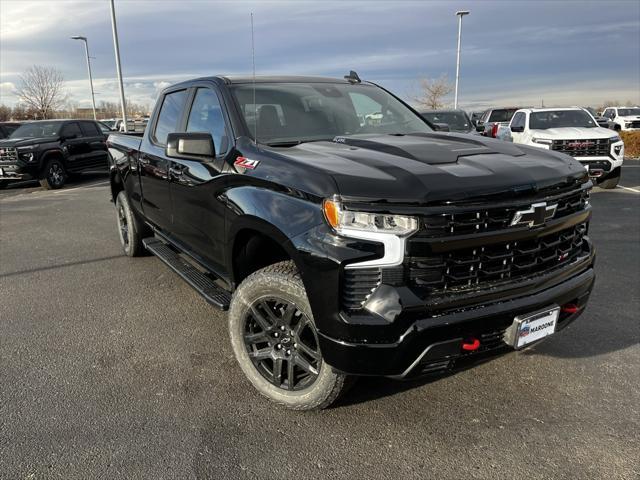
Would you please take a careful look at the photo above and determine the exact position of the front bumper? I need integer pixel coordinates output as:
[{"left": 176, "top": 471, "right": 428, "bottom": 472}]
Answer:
[
  {"left": 319, "top": 264, "right": 595, "bottom": 377},
  {"left": 0, "top": 163, "right": 35, "bottom": 180}
]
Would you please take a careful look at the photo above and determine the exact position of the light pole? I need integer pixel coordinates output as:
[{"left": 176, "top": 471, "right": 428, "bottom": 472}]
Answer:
[
  {"left": 109, "top": 0, "right": 128, "bottom": 131},
  {"left": 454, "top": 10, "right": 469, "bottom": 110},
  {"left": 71, "top": 36, "right": 97, "bottom": 120}
]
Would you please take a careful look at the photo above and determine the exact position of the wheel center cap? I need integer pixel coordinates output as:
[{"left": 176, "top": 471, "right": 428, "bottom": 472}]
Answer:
[{"left": 280, "top": 336, "right": 292, "bottom": 345}]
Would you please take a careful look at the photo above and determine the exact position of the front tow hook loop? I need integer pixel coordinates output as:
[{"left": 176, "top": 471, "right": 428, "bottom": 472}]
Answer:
[{"left": 461, "top": 338, "right": 481, "bottom": 351}]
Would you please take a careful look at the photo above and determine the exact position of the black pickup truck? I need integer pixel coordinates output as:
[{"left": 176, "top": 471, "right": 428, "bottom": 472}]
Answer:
[
  {"left": 107, "top": 74, "right": 595, "bottom": 410},
  {"left": 0, "top": 119, "right": 109, "bottom": 189}
]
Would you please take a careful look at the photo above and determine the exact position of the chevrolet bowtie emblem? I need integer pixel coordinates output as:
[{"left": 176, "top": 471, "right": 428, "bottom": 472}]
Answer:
[{"left": 510, "top": 202, "right": 558, "bottom": 228}]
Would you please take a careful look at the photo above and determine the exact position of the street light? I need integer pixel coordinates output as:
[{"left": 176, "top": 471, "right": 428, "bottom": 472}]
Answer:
[
  {"left": 454, "top": 10, "right": 470, "bottom": 110},
  {"left": 109, "top": 0, "right": 128, "bottom": 132},
  {"left": 71, "top": 36, "right": 97, "bottom": 120}
]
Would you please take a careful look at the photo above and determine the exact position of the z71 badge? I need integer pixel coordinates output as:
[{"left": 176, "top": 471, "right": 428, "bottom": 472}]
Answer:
[{"left": 234, "top": 157, "right": 259, "bottom": 170}]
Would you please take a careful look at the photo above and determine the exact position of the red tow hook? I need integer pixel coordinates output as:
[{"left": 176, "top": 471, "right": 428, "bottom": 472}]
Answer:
[
  {"left": 461, "top": 338, "right": 481, "bottom": 351},
  {"left": 561, "top": 303, "right": 581, "bottom": 314}
]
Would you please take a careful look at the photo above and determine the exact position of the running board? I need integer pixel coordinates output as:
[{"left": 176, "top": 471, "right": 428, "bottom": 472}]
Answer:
[{"left": 143, "top": 238, "right": 231, "bottom": 310}]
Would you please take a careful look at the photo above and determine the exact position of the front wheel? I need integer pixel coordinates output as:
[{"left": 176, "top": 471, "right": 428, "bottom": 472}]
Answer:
[
  {"left": 598, "top": 172, "right": 620, "bottom": 189},
  {"left": 39, "top": 158, "right": 67, "bottom": 189},
  {"left": 228, "top": 261, "right": 348, "bottom": 410}
]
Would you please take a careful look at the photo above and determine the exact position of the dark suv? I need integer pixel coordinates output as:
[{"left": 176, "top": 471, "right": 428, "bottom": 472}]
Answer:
[{"left": 0, "top": 119, "right": 108, "bottom": 189}]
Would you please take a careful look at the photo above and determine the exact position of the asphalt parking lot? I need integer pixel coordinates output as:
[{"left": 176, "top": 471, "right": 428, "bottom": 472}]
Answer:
[{"left": 1, "top": 163, "right": 639, "bottom": 479}]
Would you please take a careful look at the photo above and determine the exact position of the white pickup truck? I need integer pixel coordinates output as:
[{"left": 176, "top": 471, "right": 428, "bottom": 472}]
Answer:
[
  {"left": 601, "top": 106, "right": 640, "bottom": 131},
  {"left": 506, "top": 107, "right": 624, "bottom": 189}
]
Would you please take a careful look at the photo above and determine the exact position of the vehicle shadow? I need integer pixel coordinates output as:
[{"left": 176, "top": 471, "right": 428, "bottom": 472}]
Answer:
[
  {"left": 0, "top": 171, "right": 108, "bottom": 194},
  {"left": 333, "top": 353, "right": 506, "bottom": 408}
]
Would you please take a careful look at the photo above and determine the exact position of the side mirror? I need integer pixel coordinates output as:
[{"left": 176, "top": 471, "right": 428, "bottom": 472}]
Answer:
[
  {"left": 475, "top": 124, "right": 485, "bottom": 132},
  {"left": 166, "top": 132, "right": 215, "bottom": 161},
  {"left": 510, "top": 125, "right": 525, "bottom": 133},
  {"left": 432, "top": 123, "right": 450, "bottom": 132}
]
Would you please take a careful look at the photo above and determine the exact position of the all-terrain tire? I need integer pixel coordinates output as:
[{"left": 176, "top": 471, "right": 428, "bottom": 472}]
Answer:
[
  {"left": 598, "top": 173, "right": 620, "bottom": 190},
  {"left": 115, "top": 191, "right": 146, "bottom": 257},
  {"left": 39, "top": 158, "right": 67, "bottom": 190},
  {"left": 228, "top": 261, "right": 348, "bottom": 410}
]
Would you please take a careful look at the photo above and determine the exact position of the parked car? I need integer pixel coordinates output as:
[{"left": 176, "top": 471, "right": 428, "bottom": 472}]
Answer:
[
  {"left": 0, "top": 119, "right": 109, "bottom": 189},
  {"left": 601, "top": 106, "right": 640, "bottom": 131},
  {"left": 108, "top": 74, "right": 594, "bottom": 410},
  {"left": 506, "top": 107, "right": 624, "bottom": 189},
  {"left": 584, "top": 107, "right": 614, "bottom": 130},
  {"left": 476, "top": 107, "right": 519, "bottom": 138},
  {"left": 419, "top": 110, "right": 474, "bottom": 133},
  {"left": 0, "top": 122, "right": 22, "bottom": 139}
]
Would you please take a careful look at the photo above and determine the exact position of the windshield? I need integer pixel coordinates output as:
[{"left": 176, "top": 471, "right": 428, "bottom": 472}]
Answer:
[
  {"left": 488, "top": 109, "right": 517, "bottom": 123},
  {"left": 9, "top": 121, "right": 62, "bottom": 138},
  {"left": 231, "top": 83, "right": 431, "bottom": 145},
  {"left": 618, "top": 108, "right": 640, "bottom": 116},
  {"left": 421, "top": 111, "right": 471, "bottom": 131},
  {"left": 530, "top": 110, "right": 597, "bottom": 129}
]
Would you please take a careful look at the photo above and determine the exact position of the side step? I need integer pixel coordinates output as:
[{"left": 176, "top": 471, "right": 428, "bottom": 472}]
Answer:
[{"left": 143, "top": 238, "right": 231, "bottom": 310}]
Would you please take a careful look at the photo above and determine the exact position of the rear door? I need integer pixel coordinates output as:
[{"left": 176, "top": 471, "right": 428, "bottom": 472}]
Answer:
[
  {"left": 79, "top": 121, "right": 109, "bottom": 170},
  {"left": 169, "top": 85, "right": 233, "bottom": 274},
  {"left": 60, "top": 122, "right": 86, "bottom": 171},
  {"left": 138, "top": 88, "right": 189, "bottom": 231}
]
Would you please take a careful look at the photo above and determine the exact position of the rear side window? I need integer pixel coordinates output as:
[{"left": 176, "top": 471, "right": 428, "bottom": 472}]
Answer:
[
  {"left": 186, "top": 88, "right": 229, "bottom": 155},
  {"left": 488, "top": 109, "right": 517, "bottom": 123},
  {"left": 62, "top": 122, "right": 82, "bottom": 139},
  {"left": 80, "top": 121, "right": 100, "bottom": 136},
  {"left": 154, "top": 89, "right": 188, "bottom": 145},
  {"left": 511, "top": 112, "right": 526, "bottom": 129}
]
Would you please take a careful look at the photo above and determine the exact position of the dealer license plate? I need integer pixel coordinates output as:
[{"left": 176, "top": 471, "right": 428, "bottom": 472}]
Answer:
[{"left": 505, "top": 306, "right": 560, "bottom": 349}]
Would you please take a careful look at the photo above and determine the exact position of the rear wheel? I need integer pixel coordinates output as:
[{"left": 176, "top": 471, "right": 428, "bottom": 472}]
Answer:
[
  {"left": 115, "top": 191, "right": 146, "bottom": 257},
  {"left": 39, "top": 158, "right": 67, "bottom": 189},
  {"left": 228, "top": 261, "right": 348, "bottom": 410},
  {"left": 598, "top": 172, "right": 620, "bottom": 189}
]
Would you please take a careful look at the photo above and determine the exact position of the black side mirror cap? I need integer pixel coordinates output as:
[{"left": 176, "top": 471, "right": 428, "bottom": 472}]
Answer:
[
  {"left": 510, "top": 126, "right": 525, "bottom": 133},
  {"left": 166, "top": 132, "right": 215, "bottom": 161},
  {"left": 475, "top": 124, "right": 485, "bottom": 132}
]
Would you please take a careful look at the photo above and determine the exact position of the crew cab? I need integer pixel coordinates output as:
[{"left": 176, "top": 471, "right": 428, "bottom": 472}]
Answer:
[
  {"left": 507, "top": 107, "right": 624, "bottom": 188},
  {"left": 108, "top": 74, "right": 595, "bottom": 410},
  {"left": 0, "top": 119, "right": 109, "bottom": 189},
  {"left": 475, "top": 107, "right": 519, "bottom": 139},
  {"left": 601, "top": 106, "right": 640, "bottom": 131}
]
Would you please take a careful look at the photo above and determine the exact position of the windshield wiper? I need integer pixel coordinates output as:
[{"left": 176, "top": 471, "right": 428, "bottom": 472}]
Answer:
[{"left": 265, "top": 138, "right": 332, "bottom": 147}]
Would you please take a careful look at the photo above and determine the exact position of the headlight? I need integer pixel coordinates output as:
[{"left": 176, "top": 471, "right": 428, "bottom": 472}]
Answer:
[
  {"left": 610, "top": 135, "right": 622, "bottom": 143},
  {"left": 323, "top": 199, "right": 418, "bottom": 236},
  {"left": 532, "top": 137, "right": 552, "bottom": 145},
  {"left": 19, "top": 152, "right": 35, "bottom": 162}
]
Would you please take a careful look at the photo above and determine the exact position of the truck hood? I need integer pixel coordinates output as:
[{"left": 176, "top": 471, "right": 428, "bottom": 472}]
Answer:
[
  {"left": 0, "top": 136, "right": 59, "bottom": 148},
  {"left": 529, "top": 127, "right": 617, "bottom": 140},
  {"left": 265, "top": 133, "right": 587, "bottom": 204},
  {"left": 617, "top": 115, "right": 640, "bottom": 122}
]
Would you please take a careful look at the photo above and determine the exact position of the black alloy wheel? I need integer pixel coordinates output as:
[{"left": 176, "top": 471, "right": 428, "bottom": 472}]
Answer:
[{"left": 243, "top": 297, "right": 321, "bottom": 391}]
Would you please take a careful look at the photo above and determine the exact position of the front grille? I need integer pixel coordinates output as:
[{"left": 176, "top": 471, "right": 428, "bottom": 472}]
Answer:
[
  {"left": 408, "top": 223, "right": 588, "bottom": 293},
  {"left": 0, "top": 147, "right": 18, "bottom": 163},
  {"left": 416, "top": 188, "right": 588, "bottom": 238},
  {"left": 552, "top": 138, "right": 609, "bottom": 157},
  {"left": 627, "top": 121, "right": 640, "bottom": 128}
]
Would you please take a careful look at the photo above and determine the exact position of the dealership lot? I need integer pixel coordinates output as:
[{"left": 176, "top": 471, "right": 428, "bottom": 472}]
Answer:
[{"left": 0, "top": 164, "right": 638, "bottom": 479}]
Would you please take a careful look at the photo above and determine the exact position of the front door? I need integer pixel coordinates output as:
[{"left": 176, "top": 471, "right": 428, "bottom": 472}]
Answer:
[
  {"left": 60, "top": 122, "right": 87, "bottom": 171},
  {"left": 169, "top": 86, "right": 232, "bottom": 274},
  {"left": 138, "top": 88, "right": 189, "bottom": 231}
]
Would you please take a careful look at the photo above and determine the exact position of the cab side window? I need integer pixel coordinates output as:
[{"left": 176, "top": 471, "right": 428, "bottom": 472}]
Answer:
[
  {"left": 186, "top": 88, "right": 229, "bottom": 155},
  {"left": 511, "top": 112, "right": 525, "bottom": 129},
  {"left": 62, "top": 122, "right": 82, "bottom": 139},
  {"left": 80, "top": 121, "right": 100, "bottom": 137},
  {"left": 154, "top": 89, "right": 188, "bottom": 145}
]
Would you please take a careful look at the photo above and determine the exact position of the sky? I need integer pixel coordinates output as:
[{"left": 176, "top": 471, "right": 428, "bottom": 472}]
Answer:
[{"left": 1, "top": 0, "right": 639, "bottom": 113}]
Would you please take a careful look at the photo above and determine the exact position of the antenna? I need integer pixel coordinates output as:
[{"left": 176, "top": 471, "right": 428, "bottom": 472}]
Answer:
[{"left": 251, "top": 12, "right": 257, "bottom": 145}]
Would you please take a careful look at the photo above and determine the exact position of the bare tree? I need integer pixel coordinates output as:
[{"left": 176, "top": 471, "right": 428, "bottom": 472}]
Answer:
[
  {"left": 413, "top": 75, "right": 454, "bottom": 110},
  {"left": 15, "top": 65, "right": 67, "bottom": 119},
  {"left": 0, "top": 105, "right": 11, "bottom": 121}
]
